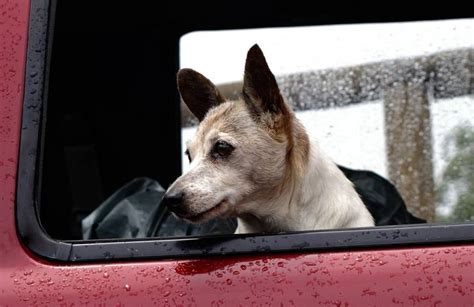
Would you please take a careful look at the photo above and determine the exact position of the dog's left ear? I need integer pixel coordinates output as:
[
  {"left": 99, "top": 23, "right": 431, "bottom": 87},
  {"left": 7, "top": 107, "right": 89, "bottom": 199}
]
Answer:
[
  {"left": 242, "top": 44, "right": 288, "bottom": 120},
  {"left": 178, "top": 68, "right": 225, "bottom": 121}
]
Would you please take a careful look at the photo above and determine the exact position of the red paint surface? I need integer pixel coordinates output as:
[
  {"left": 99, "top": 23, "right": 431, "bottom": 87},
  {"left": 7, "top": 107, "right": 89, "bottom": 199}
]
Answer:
[{"left": 1, "top": 1, "right": 474, "bottom": 305}]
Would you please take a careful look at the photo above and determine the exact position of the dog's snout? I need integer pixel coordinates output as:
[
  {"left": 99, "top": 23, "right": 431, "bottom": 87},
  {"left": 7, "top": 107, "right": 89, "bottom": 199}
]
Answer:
[{"left": 162, "top": 190, "right": 184, "bottom": 210}]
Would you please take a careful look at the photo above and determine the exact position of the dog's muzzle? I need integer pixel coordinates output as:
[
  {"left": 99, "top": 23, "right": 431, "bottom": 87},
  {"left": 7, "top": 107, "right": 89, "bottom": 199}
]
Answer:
[{"left": 162, "top": 191, "right": 186, "bottom": 215}]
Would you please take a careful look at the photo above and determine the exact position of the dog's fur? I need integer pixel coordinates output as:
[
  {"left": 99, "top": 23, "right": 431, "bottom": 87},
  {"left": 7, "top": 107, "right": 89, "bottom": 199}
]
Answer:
[{"left": 164, "top": 44, "right": 374, "bottom": 233}]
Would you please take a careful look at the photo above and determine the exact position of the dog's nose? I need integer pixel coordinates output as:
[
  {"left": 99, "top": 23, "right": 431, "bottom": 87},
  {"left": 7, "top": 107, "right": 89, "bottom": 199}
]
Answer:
[{"left": 162, "top": 191, "right": 184, "bottom": 210}]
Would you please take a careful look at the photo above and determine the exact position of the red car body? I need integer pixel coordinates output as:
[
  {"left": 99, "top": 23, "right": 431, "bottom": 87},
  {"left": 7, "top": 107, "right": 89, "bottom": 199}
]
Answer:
[{"left": 1, "top": 1, "right": 473, "bottom": 305}]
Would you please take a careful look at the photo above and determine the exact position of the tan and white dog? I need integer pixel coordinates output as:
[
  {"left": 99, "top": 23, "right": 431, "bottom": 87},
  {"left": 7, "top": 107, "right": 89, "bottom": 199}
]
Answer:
[{"left": 163, "top": 44, "right": 374, "bottom": 234}]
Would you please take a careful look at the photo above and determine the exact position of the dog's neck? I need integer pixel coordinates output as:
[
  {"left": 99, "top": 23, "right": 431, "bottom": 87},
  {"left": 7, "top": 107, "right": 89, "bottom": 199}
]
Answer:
[{"left": 235, "top": 141, "right": 374, "bottom": 234}]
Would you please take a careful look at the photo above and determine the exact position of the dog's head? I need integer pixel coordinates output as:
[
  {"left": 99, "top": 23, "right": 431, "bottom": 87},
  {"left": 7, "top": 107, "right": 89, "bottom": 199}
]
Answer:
[{"left": 163, "top": 44, "right": 309, "bottom": 223}]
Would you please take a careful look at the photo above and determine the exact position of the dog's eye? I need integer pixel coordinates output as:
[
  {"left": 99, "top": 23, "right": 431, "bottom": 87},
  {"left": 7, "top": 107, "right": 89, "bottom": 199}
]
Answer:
[
  {"left": 185, "top": 149, "right": 192, "bottom": 162},
  {"left": 211, "top": 140, "right": 234, "bottom": 159}
]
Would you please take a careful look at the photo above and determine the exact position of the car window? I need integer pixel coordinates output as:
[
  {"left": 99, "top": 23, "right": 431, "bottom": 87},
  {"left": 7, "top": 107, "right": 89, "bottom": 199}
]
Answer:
[
  {"left": 180, "top": 19, "right": 474, "bottom": 224},
  {"left": 16, "top": 1, "right": 474, "bottom": 261}
]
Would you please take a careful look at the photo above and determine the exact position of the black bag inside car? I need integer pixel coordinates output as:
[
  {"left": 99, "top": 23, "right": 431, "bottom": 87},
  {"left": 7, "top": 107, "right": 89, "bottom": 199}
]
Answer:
[{"left": 338, "top": 166, "right": 426, "bottom": 226}]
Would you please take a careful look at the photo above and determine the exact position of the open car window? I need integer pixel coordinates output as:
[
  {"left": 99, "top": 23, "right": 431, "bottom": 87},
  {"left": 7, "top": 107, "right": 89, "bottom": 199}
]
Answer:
[{"left": 16, "top": 0, "right": 474, "bottom": 262}]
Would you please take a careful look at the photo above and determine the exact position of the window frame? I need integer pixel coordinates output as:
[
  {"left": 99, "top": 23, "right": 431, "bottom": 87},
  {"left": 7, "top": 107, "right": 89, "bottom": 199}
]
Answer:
[{"left": 16, "top": 0, "right": 474, "bottom": 262}]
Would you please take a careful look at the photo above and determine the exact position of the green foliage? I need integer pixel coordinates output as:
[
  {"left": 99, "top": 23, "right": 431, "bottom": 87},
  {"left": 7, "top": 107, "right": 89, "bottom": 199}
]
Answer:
[{"left": 436, "top": 124, "right": 474, "bottom": 222}]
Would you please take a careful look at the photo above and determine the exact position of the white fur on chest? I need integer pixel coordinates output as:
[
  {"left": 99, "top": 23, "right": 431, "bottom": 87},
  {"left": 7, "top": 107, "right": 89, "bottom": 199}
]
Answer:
[{"left": 236, "top": 141, "right": 375, "bottom": 234}]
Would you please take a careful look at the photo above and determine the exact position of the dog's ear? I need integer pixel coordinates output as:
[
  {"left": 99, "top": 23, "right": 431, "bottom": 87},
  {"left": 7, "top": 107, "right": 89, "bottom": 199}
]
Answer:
[
  {"left": 177, "top": 68, "right": 225, "bottom": 121},
  {"left": 242, "top": 44, "right": 288, "bottom": 119}
]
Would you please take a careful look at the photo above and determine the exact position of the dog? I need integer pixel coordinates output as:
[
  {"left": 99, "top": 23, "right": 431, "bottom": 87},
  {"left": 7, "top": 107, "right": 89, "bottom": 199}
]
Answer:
[{"left": 162, "top": 44, "right": 375, "bottom": 234}]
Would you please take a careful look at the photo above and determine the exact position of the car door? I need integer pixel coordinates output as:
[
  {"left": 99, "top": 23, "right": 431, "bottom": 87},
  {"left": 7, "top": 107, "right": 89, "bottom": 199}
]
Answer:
[{"left": 1, "top": 1, "right": 473, "bottom": 306}]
